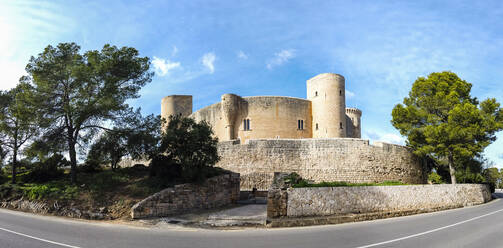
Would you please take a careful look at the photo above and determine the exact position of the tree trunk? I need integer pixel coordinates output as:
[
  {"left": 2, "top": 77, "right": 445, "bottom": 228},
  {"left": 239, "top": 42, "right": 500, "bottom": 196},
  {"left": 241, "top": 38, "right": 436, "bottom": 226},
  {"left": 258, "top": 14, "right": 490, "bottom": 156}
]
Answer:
[
  {"left": 11, "top": 148, "right": 17, "bottom": 184},
  {"left": 11, "top": 127, "right": 18, "bottom": 184},
  {"left": 68, "top": 137, "right": 78, "bottom": 184},
  {"left": 448, "top": 150, "right": 457, "bottom": 184}
]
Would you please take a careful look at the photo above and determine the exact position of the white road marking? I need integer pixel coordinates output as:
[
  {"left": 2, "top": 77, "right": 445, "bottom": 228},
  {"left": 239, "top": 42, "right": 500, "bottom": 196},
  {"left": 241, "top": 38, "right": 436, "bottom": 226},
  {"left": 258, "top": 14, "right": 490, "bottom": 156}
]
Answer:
[
  {"left": 354, "top": 208, "right": 503, "bottom": 248},
  {"left": 0, "top": 227, "right": 81, "bottom": 248}
]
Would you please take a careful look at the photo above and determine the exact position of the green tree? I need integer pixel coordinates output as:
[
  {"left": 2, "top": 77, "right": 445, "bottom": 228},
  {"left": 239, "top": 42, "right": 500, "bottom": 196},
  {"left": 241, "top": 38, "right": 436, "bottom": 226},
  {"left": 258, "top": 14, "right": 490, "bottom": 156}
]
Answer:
[
  {"left": 153, "top": 115, "right": 220, "bottom": 183},
  {"left": 87, "top": 131, "right": 127, "bottom": 171},
  {"left": 483, "top": 167, "right": 500, "bottom": 188},
  {"left": 0, "top": 83, "right": 38, "bottom": 183},
  {"left": 23, "top": 42, "right": 152, "bottom": 183},
  {"left": 392, "top": 72, "right": 503, "bottom": 184},
  {"left": 87, "top": 113, "right": 162, "bottom": 170}
]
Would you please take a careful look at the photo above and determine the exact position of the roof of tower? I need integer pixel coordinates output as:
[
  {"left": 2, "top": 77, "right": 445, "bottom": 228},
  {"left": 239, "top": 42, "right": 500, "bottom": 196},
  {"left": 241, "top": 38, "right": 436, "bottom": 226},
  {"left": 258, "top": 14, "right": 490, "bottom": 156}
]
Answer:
[{"left": 307, "top": 73, "right": 345, "bottom": 82}]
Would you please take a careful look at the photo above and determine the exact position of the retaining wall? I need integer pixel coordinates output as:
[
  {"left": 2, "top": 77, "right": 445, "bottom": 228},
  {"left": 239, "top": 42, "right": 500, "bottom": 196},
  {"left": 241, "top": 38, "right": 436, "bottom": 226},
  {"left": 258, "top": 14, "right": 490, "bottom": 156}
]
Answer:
[
  {"left": 131, "top": 173, "right": 240, "bottom": 219},
  {"left": 267, "top": 184, "right": 491, "bottom": 226},
  {"left": 217, "top": 139, "right": 426, "bottom": 191}
]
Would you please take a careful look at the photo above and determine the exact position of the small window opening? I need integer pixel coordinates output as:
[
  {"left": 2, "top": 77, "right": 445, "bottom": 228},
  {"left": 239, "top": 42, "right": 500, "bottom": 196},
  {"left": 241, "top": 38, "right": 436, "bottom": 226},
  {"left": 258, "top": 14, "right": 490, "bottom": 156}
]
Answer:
[
  {"left": 244, "top": 119, "right": 251, "bottom": 131},
  {"left": 340, "top": 122, "right": 343, "bottom": 129},
  {"left": 315, "top": 91, "right": 318, "bottom": 97},
  {"left": 316, "top": 123, "right": 319, "bottom": 130},
  {"left": 339, "top": 90, "right": 342, "bottom": 96},
  {"left": 298, "top": 120, "right": 304, "bottom": 130}
]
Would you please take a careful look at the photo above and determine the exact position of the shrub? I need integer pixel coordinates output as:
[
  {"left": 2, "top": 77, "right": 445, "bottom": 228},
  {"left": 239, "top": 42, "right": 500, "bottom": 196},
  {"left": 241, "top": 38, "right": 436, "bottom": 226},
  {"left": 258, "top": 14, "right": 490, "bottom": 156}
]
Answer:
[
  {"left": 0, "top": 171, "right": 7, "bottom": 184},
  {"left": 78, "top": 160, "right": 103, "bottom": 173},
  {"left": 132, "top": 164, "right": 148, "bottom": 171},
  {"left": 148, "top": 155, "right": 182, "bottom": 185},
  {"left": 428, "top": 172, "right": 444, "bottom": 184},
  {"left": 159, "top": 115, "right": 220, "bottom": 183},
  {"left": 0, "top": 184, "right": 15, "bottom": 199},
  {"left": 22, "top": 154, "right": 67, "bottom": 183},
  {"left": 482, "top": 182, "right": 496, "bottom": 193},
  {"left": 21, "top": 183, "right": 78, "bottom": 200}
]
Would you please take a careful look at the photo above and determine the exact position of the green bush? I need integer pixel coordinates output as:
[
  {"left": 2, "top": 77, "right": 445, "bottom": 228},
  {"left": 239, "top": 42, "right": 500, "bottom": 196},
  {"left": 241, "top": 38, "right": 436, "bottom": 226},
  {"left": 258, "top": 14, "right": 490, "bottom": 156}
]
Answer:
[
  {"left": 120, "top": 164, "right": 148, "bottom": 176},
  {"left": 159, "top": 115, "right": 220, "bottom": 183},
  {"left": 149, "top": 155, "right": 182, "bottom": 186},
  {"left": 483, "top": 182, "right": 496, "bottom": 193},
  {"left": 0, "top": 171, "right": 7, "bottom": 184},
  {"left": 78, "top": 160, "right": 103, "bottom": 173},
  {"left": 428, "top": 172, "right": 444, "bottom": 184},
  {"left": 0, "top": 184, "right": 16, "bottom": 199},
  {"left": 22, "top": 154, "right": 67, "bottom": 183},
  {"left": 20, "top": 183, "right": 78, "bottom": 201},
  {"left": 22, "top": 165, "right": 65, "bottom": 183}
]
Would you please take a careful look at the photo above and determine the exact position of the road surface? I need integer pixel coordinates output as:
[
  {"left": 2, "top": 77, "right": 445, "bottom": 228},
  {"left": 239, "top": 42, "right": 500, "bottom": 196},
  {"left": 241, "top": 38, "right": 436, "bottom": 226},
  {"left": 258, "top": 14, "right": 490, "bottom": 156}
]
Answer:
[{"left": 1, "top": 191, "right": 502, "bottom": 248}]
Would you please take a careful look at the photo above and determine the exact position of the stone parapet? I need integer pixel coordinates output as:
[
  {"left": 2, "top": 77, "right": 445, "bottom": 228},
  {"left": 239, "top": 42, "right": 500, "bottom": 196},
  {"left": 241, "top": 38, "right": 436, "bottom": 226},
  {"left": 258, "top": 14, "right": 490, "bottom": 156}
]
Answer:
[{"left": 131, "top": 173, "right": 240, "bottom": 219}]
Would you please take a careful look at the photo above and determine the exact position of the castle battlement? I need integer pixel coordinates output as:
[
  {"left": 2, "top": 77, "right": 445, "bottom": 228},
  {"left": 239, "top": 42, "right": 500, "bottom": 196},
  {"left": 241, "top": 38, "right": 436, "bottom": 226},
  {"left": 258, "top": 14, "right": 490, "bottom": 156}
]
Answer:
[
  {"left": 161, "top": 73, "right": 363, "bottom": 143},
  {"left": 346, "top": 107, "right": 362, "bottom": 115},
  {"left": 160, "top": 73, "right": 426, "bottom": 190}
]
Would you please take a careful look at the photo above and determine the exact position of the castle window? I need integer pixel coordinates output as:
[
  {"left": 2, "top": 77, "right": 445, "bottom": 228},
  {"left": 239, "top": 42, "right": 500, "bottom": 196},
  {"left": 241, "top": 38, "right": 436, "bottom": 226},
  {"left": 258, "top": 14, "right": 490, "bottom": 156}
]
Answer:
[
  {"left": 244, "top": 119, "right": 251, "bottom": 131},
  {"left": 316, "top": 123, "right": 319, "bottom": 130},
  {"left": 339, "top": 90, "right": 342, "bottom": 96},
  {"left": 315, "top": 91, "right": 318, "bottom": 97},
  {"left": 298, "top": 120, "right": 304, "bottom": 130},
  {"left": 340, "top": 122, "right": 343, "bottom": 129}
]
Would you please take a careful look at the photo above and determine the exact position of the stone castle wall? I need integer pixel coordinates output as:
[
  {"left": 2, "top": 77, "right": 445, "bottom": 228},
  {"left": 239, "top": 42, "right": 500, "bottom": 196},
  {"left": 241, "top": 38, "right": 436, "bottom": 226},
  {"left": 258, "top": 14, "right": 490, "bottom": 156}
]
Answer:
[
  {"left": 191, "top": 96, "right": 313, "bottom": 144},
  {"left": 131, "top": 173, "right": 240, "bottom": 219},
  {"left": 217, "top": 139, "right": 426, "bottom": 191},
  {"left": 267, "top": 184, "right": 490, "bottom": 221}
]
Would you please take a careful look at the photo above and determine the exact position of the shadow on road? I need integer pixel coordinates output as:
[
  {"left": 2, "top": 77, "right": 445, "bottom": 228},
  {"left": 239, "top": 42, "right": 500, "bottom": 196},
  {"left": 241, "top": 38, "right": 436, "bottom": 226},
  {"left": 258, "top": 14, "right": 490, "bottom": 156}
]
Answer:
[{"left": 492, "top": 189, "right": 503, "bottom": 199}]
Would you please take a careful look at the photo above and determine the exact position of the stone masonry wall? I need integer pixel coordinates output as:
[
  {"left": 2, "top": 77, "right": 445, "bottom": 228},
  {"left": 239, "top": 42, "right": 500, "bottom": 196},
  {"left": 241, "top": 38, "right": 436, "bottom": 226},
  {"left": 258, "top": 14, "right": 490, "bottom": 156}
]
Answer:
[
  {"left": 217, "top": 139, "right": 426, "bottom": 191},
  {"left": 283, "top": 184, "right": 491, "bottom": 218},
  {"left": 131, "top": 173, "right": 240, "bottom": 219}
]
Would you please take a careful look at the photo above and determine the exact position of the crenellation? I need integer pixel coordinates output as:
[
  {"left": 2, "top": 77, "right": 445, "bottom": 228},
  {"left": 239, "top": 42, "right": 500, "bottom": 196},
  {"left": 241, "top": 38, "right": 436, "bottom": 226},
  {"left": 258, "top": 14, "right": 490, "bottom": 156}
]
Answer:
[{"left": 161, "top": 73, "right": 423, "bottom": 191}]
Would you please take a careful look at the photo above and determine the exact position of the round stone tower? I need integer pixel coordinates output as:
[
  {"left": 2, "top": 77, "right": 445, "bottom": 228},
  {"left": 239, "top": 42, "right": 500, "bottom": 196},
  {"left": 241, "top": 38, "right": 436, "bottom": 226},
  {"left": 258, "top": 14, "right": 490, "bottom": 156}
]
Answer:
[
  {"left": 307, "top": 73, "right": 346, "bottom": 138},
  {"left": 346, "top": 107, "right": 362, "bottom": 138},
  {"left": 220, "top": 93, "right": 239, "bottom": 141},
  {"left": 161, "top": 95, "right": 193, "bottom": 128}
]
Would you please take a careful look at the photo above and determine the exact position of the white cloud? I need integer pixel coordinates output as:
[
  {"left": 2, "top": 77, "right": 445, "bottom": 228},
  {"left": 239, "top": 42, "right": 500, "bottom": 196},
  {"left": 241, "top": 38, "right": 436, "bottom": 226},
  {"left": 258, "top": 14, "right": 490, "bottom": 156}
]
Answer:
[
  {"left": 364, "top": 130, "right": 405, "bottom": 145},
  {"left": 237, "top": 50, "right": 248, "bottom": 60},
  {"left": 267, "top": 49, "right": 296, "bottom": 69},
  {"left": 152, "top": 56, "right": 181, "bottom": 76},
  {"left": 201, "top": 52, "right": 216, "bottom": 74},
  {"left": 346, "top": 90, "right": 355, "bottom": 98}
]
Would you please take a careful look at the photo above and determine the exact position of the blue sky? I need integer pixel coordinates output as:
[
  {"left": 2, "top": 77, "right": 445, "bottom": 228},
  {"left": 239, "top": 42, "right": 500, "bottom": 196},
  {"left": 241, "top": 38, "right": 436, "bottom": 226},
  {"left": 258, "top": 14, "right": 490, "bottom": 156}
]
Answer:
[{"left": 2, "top": 0, "right": 503, "bottom": 167}]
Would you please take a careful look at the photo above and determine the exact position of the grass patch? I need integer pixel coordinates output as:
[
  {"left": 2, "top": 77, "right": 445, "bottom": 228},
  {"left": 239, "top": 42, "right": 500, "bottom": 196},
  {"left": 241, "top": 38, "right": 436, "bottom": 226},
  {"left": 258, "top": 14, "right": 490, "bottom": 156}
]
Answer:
[
  {"left": 0, "top": 165, "right": 228, "bottom": 219},
  {"left": 293, "top": 180, "right": 407, "bottom": 188},
  {"left": 20, "top": 182, "right": 79, "bottom": 201}
]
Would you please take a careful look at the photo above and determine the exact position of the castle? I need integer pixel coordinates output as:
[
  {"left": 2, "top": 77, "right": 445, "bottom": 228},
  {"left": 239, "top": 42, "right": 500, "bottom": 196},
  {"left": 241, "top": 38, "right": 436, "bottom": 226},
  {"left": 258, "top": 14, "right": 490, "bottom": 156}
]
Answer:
[
  {"left": 161, "top": 73, "right": 426, "bottom": 190},
  {"left": 161, "top": 73, "right": 362, "bottom": 143}
]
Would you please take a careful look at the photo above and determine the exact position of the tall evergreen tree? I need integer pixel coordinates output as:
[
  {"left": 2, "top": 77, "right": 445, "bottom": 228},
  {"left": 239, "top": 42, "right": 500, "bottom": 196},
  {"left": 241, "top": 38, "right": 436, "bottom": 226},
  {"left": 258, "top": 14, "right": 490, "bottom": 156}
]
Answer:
[
  {"left": 23, "top": 42, "right": 153, "bottom": 183},
  {"left": 0, "top": 83, "right": 38, "bottom": 183},
  {"left": 392, "top": 71, "right": 503, "bottom": 184}
]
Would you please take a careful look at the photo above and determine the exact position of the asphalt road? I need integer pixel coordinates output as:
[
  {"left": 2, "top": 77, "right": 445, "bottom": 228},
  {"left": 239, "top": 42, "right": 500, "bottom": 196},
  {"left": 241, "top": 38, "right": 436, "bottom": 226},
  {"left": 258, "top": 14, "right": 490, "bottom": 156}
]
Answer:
[{"left": 1, "top": 192, "right": 503, "bottom": 248}]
